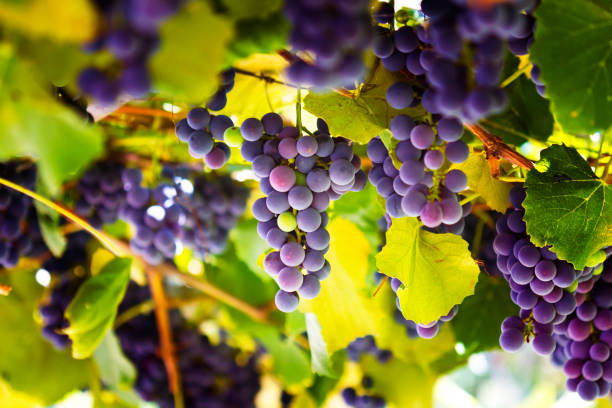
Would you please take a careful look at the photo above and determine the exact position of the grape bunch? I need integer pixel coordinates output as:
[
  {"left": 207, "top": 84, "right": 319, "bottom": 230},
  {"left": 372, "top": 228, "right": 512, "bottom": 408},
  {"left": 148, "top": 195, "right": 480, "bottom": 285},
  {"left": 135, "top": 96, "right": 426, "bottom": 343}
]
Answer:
[
  {"left": 207, "top": 68, "right": 236, "bottom": 111},
  {"left": 74, "top": 161, "right": 127, "bottom": 229},
  {"left": 462, "top": 212, "right": 501, "bottom": 277},
  {"left": 342, "top": 336, "right": 390, "bottom": 408},
  {"left": 0, "top": 161, "right": 45, "bottom": 268},
  {"left": 283, "top": 0, "right": 372, "bottom": 90},
  {"left": 175, "top": 107, "right": 233, "bottom": 169},
  {"left": 495, "top": 186, "right": 602, "bottom": 357},
  {"left": 233, "top": 114, "right": 365, "bottom": 312},
  {"left": 119, "top": 168, "right": 184, "bottom": 265},
  {"left": 78, "top": 0, "right": 182, "bottom": 106},
  {"left": 367, "top": 116, "right": 470, "bottom": 232},
  {"left": 176, "top": 171, "right": 250, "bottom": 256},
  {"left": 116, "top": 283, "right": 261, "bottom": 408},
  {"left": 38, "top": 233, "right": 90, "bottom": 350},
  {"left": 415, "top": 0, "right": 536, "bottom": 122}
]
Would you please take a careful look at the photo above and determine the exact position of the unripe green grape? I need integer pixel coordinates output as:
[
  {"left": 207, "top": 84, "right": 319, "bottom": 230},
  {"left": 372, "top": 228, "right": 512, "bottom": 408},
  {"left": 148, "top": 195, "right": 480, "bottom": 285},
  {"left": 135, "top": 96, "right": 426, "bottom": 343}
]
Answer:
[
  {"left": 224, "top": 126, "right": 243, "bottom": 147},
  {"left": 277, "top": 212, "right": 297, "bottom": 232}
]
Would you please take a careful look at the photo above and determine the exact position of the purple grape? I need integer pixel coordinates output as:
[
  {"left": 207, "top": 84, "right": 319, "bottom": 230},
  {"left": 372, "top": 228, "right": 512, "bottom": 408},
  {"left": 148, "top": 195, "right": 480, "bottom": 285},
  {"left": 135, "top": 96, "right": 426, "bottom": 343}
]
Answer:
[{"left": 275, "top": 290, "right": 299, "bottom": 312}]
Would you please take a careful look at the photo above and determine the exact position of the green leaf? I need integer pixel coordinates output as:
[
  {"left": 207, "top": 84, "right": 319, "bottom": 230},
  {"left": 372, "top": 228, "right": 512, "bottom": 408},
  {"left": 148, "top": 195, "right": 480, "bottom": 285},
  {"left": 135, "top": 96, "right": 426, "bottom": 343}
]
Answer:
[
  {"left": 224, "top": 12, "right": 289, "bottom": 65},
  {"left": 220, "top": 0, "right": 282, "bottom": 20},
  {"left": 151, "top": 1, "right": 233, "bottom": 103},
  {"left": 305, "top": 313, "right": 338, "bottom": 378},
  {"left": 523, "top": 145, "right": 612, "bottom": 269},
  {"left": 92, "top": 331, "right": 136, "bottom": 389},
  {"left": 0, "top": 270, "right": 88, "bottom": 405},
  {"left": 303, "top": 64, "right": 426, "bottom": 144},
  {"left": 452, "top": 153, "right": 512, "bottom": 213},
  {"left": 65, "top": 258, "right": 132, "bottom": 359},
  {"left": 0, "top": 44, "right": 104, "bottom": 195},
  {"left": 376, "top": 217, "right": 480, "bottom": 324},
  {"left": 451, "top": 273, "right": 518, "bottom": 354},
  {"left": 482, "top": 74, "right": 554, "bottom": 145},
  {"left": 34, "top": 179, "right": 66, "bottom": 256},
  {"left": 530, "top": 0, "right": 612, "bottom": 133}
]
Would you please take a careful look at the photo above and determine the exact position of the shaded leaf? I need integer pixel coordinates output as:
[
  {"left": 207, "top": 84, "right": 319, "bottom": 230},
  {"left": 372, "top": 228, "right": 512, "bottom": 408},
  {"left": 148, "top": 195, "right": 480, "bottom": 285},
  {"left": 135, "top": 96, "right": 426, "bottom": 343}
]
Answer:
[
  {"left": 523, "top": 145, "right": 611, "bottom": 269},
  {"left": 92, "top": 331, "right": 136, "bottom": 389},
  {"left": 66, "top": 258, "right": 132, "bottom": 359},
  {"left": 305, "top": 313, "right": 338, "bottom": 378}
]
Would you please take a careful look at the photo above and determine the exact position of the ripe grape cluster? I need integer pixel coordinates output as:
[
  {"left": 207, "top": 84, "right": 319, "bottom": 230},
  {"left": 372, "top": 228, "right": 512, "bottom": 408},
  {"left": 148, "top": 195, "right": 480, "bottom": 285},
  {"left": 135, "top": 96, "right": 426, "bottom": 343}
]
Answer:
[
  {"left": 367, "top": 120, "right": 470, "bottom": 232},
  {"left": 74, "top": 161, "right": 127, "bottom": 229},
  {"left": 0, "top": 161, "right": 45, "bottom": 268},
  {"left": 117, "top": 283, "right": 261, "bottom": 408},
  {"left": 235, "top": 114, "right": 365, "bottom": 312},
  {"left": 38, "top": 233, "right": 90, "bottom": 350},
  {"left": 206, "top": 69, "right": 235, "bottom": 111},
  {"left": 79, "top": 0, "right": 182, "bottom": 106},
  {"left": 415, "top": 0, "right": 536, "bottom": 122},
  {"left": 342, "top": 336, "right": 390, "bottom": 408},
  {"left": 175, "top": 107, "right": 233, "bottom": 169},
  {"left": 283, "top": 0, "right": 372, "bottom": 90}
]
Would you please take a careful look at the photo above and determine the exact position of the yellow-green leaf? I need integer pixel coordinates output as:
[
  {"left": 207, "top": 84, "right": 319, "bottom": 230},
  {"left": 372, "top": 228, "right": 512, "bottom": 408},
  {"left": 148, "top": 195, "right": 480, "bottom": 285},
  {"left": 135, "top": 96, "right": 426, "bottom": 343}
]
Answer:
[
  {"left": 65, "top": 258, "right": 132, "bottom": 359},
  {"left": 376, "top": 217, "right": 479, "bottom": 325},
  {"left": 453, "top": 153, "right": 512, "bottom": 213},
  {"left": 151, "top": 1, "right": 233, "bottom": 103},
  {"left": 0, "top": 0, "right": 97, "bottom": 43}
]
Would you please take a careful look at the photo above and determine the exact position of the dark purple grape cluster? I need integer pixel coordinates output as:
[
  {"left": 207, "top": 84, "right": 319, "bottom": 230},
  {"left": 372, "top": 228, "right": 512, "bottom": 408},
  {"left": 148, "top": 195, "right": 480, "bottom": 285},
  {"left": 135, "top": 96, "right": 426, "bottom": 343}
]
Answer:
[
  {"left": 78, "top": 0, "right": 183, "bottom": 106},
  {"left": 0, "top": 161, "right": 44, "bottom": 268},
  {"left": 237, "top": 114, "right": 366, "bottom": 312},
  {"left": 38, "top": 233, "right": 90, "bottom": 350},
  {"left": 206, "top": 69, "right": 235, "bottom": 111},
  {"left": 495, "top": 186, "right": 596, "bottom": 354},
  {"left": 366, "top": 120, "right": 470, "bottom": 232},
  {"left": 342, "top": 336, "right": 390, "bottom": 408},
  {"left": 116, "top": 283, "right": 261, "bottom": 408},
  {"left": 176, "top": 172, "right": 249, "bottom": 256},
  {"left": 415, "top": 0, "right": 537, "bottom": 122},
  {"left": 74, "top": 161, "right": 127, "bottom": 229},
  {"left": 119, "top": 168, "right": 184, "bottom": 265},
  {"left": 175, "top": 107, "right": 233, "bottom": 169},
  {"left": 283, "top": 0, "right": 372, "bottom": 90},
  {"left": 462, "top": 212, "right": 501, "bottom": 277}
]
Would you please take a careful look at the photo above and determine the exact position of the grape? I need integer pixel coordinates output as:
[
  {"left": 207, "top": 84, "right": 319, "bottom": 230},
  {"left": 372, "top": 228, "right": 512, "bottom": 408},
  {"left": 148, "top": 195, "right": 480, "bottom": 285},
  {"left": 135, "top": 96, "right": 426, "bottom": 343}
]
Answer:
[
  {"left": 288, "top": 186, "right": 313, "bottom": 210},
  {"left": 296, "top": 136, "right": 318, "bottom": 157},
  {"left": 278, "top": 138, "right": 298, "bottom": 159},
  {"left": 277, "top": 267, "right": 304, "bottom": 292},
  {"left": 297, "top": 208, "right": 322, "bottom": 233},
  {"left": 270, "top": 166, "right": 297, "bottom": 192},
  {"left": 437, "top": 118, "right": 463, "bottom": 142},
  {"left": 410, "top": 125, "right": 434, "bottom": 149},
  {"left": 298, "top": 275, "right": 321, "bottom": 299},
  {"left": 500, "top": 328, "right": 524, "bottom": 352},
  {"left": 277, "top": 212, "right": 297, "bottom": 233},
  {"left": 252, "top": 198, "right": 273, "bottom": 222},
  {"left": 420, "top": 202, "right": 443, "bottom": 228},
  {"left": 445, "top": 141, "right": 469, "bottom": 163},
  {"left": 241, "top": 118, "right": 264, "bottom": 141},
  {"left": 186, "top": 107, "right": 210, "bottom": 130},
  {"left": 386, "top": 82, "right": 414, "bottom": 109},
  {"left": 264, "top": 252, "right": 284, "bottom": 276},
  {"left": 329, "top": 159, "right": 355, "bottom": 185}
]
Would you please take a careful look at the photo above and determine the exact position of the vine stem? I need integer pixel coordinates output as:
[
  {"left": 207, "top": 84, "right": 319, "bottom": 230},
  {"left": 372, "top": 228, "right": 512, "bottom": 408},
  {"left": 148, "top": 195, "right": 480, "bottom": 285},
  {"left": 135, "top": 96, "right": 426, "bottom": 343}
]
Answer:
[
  {"left": 464, "top": 123, "right": 534, "bottom": 173},
  {"left": 113, "top": 105, "right": 179, "bottom": 120},
  {"left": 500, "top": 63, "right": 531, "bottom": 88},
  {"left": 296, "top": 88, "right": 303, "bottom": 137},
  {"left": 0, "top": 177, "right": 270, "bottom": 322},
  {"left": 147, "top": 268, "right": 185, "bottom": 408},
  {"left": 459, "top": 193, "right": 481, "bottom": 206},
  {"left": 234, "top": 67, "right": 298, "bottom": 89}
]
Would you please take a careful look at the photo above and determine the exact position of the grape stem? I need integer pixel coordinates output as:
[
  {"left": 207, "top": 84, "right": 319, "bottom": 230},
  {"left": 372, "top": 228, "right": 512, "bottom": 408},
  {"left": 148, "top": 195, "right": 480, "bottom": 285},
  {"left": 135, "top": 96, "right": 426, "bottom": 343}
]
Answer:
[
  {"left": 146, "top": 268, "right": 185, "bottom": 408},
  {"left": 233, "top": 67, "right": 298, "bottom": 88},
  {"left": 464, "top": 123, "right": 534, "bottom": 174},
  {"left": 296, "top": 88, "right": 303, "bottom": 137},
  {"left": 500, "top": 63, "right": 532, "bottom": 88}
]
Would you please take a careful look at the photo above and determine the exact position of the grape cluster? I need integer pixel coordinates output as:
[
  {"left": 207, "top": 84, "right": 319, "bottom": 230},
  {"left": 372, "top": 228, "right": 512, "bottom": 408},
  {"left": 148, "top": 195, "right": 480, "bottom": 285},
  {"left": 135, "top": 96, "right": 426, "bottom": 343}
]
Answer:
[
  {"left": 463, "top": 212, "right": 501, "bottom": 277},
  {"left": 414, "top": 0, "right": 537, "bottom": 122},
  {"left": 0, "top": 161, "right": 45, "bottom": 268},
  {"left": 367, "top": 119, "right": 470, "bottom": 232},
  {"left": 116, "top": 283, "right": 261, "bottom": 408},
  {"left": 175, "top": 107, "right": 233, "bottom": 169},
  {"left": 74, "top": 161, "right": 127, "bottom": 229},
  {"left": 38, "top": 233, "right": 90, "bottom": 349},
  {"left": 78, "top": 0, "right": 182, "bottom": 106},
  {"left": 234, "top": 114, "right": 365, "bottom": 312},
  {"left": 342, "top": 336, "right": 390, "bottom": 408},
  {"left": 283, "top": 0, "right": 372, "bottom": 90},
  {"left": 207, "top": 69, "right": 235, "bottom": 111},
  {"left": 176, "top": 172, "right": 249, "bottom": 256}
]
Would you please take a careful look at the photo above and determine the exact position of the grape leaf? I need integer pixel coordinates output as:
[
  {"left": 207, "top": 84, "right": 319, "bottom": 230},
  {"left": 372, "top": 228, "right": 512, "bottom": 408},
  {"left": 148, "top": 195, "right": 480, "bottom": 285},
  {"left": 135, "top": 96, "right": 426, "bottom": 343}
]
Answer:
[
  {"left": 305, "top": 313, "right": 338, "bottom": 378},
  {"left": 0, "top": 45, "right": 104, "bottom": 195},
  {"left": 65, "top": 258, "right": 132, "bottom": 359},
  {"left": 224, "top": 12, "right": 289, "bottom": 65},
  {"left": 452, "top": 153, "right": 512, "bottom": 213},
  {"left": 451, "top": 273, "right": 518, "bottom": 354},
  {"left": 220, "top": 0, "right": 282, "bottom": 20},
  {"left": 0, "top": 271, "right": 88, "bottom": 404},
  {"left": 0, "top": 0, "right": 96, "bottom": 43},
  {"left": 303, "top": 64, "right": 426, "bottom": 145},
  {"left": 376, "top": 217, "right": 480, "bottom": 325},
  {"left": 151, "top": 1, "right": 233, "bottom": 103},
  {"left": 230, "top": 218, "right": 273, "bottom": 281},
  {"left": 530, "top": 0, "right": 612, "bottom": 133},
  {"left": 523, "top": 145, "right": 612, "bottom": 269},
  {"left": 92, "top": 331, "right": 136, "bottom": 389}
]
